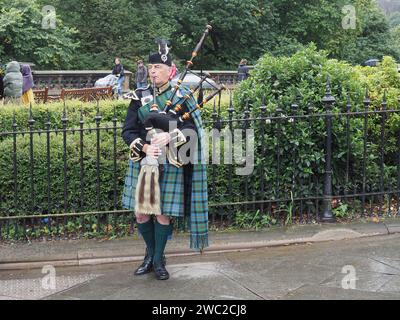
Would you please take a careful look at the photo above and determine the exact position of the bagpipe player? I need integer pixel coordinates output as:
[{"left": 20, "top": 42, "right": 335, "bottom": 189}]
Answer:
[{"left": 121, "top": 39, "right": 209, "bottom": 281}]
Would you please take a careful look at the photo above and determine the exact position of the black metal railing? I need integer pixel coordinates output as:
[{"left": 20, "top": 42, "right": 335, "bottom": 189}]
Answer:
[
  {"left": 203, "top": 79, "right": 400, "bottom": 227},
  {"left": 1, "top": 78, "right": 399, "bottom": 241}
]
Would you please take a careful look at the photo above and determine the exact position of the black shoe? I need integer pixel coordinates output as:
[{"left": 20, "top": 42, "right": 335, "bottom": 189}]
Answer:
[
  {"left": 153, "top": 261, "right": 169, "bottom": 280},
  {"left": 134, "top": 254, "right": 153, "bottom": 276}
]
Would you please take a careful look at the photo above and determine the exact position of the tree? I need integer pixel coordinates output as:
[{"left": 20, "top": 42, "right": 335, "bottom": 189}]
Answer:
[
  {"left": 2, "top": 0, "right": 398, "bottom": 70},
  {"left": 389, "top": 11, "right": 400, "bottom": 28},
  {"left": 162, "top": 0, "right": 280, "bottom": 69},
  {"left": 268, "top": 0, "right": 400, "bottom": 65},
  {"left": 35, "top": 0, "right": 177, "bottom": 71},
  {"left": 338, "top": 0, "right": 400, "bottom": 64},
  {"left": 0, "top": 0, "right": 79, "bottom": 68}
]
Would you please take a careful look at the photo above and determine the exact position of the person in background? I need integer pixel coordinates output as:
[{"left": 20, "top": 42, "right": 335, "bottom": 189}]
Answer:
[
  {"left": 21, "top": 64, "right": 35, "bottom": 106},
  {"left": 112, "top": 57, "right": 125, "bottom": 98},
  {"left": 237, "top": 58, "right": 250, "bottom": 82},
  {"left": 135, "top": 59, "right": 148, "bottom": 89},
  {"left": 3, "top": 61, "right": 23, "bottom": 105},
  {"left": 0, "top": 62, "right": 4, "bottom": 105}
]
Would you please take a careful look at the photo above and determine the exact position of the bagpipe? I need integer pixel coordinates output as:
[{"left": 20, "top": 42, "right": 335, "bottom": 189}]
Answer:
[
  {"left": 130, "top": 25, "right": 225, "bottom": 166},
  {"left": 130, "top": 25, "right": 225, "bottom": 215}
]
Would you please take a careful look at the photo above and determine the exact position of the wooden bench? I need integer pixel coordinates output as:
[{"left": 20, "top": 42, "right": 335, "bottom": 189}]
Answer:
[
  {"left": 60, "top": 86, "right": 113, "bottom": 102},
  {"left": 33, "top": 87, "right": 49, "bottom": 103}
]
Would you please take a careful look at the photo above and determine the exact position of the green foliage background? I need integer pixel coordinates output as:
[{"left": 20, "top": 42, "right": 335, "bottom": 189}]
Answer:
[
  {"left": 1, "top": 0, "right": 400, "bottom": 71},
  {"left": 232, "top": 45, "right": 400, "bottom": 222}
]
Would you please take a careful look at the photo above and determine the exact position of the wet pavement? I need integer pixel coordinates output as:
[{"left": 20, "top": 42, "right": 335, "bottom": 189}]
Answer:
[{"left": 1, "top": 233, "right": 400, "bottom": 300}]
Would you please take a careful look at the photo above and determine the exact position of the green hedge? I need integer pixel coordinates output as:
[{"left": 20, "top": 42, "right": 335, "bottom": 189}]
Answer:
[
  {"left": 0, "top": 93, "right": 228, "bottom": 129},
  {"left": 0, "top": 100, "right": 129, "bottom": 130},
  {"left": 0, "top": 131, "right": 127, "bottom": 214},
  {"left": 0, "top": 92, "right": 233, "bottom": 239},
  {"left": 226, "top": 44, "right": 400, "bottom": 220},
  {"left": 0, "top": 94, "right": 232, "bottom": 238}
]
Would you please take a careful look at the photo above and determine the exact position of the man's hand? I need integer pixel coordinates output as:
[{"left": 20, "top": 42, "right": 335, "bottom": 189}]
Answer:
[
  {"left": 151, "top": 132, "right": 171, "bottom": 148},
  {"left": 143, "top": 144, "right": 162, "bottom": 158}
]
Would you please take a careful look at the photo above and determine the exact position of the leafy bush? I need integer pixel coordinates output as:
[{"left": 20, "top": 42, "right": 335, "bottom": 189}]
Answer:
[{"left": 224, "top": 44, "right": 400, "bottom": 221}]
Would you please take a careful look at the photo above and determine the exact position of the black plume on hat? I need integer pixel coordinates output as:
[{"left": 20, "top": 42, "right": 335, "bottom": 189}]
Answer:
[{"left": 148, "top": 38, "right": 172, "bottom": 66}]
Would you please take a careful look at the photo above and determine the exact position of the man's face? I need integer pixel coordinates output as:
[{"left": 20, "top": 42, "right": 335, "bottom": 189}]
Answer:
[
  {"left": 148, "top": 63, "right": 171, "bottom": 87},
  {"left": 115, "top": 59, "right": 120, "bottom": 65}
]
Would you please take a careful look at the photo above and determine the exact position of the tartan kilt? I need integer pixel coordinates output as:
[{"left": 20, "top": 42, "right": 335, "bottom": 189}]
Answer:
[{"left": 122, "top": 159, "right": 185, "bottom": 217}]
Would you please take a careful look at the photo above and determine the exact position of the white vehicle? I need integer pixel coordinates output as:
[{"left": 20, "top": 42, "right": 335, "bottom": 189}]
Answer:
[
  {"left": 94, "top": 74, "right": 120, "bottom": 98},
  {"left": 170, "top": 72, "right": 217, "bottom": 90}
]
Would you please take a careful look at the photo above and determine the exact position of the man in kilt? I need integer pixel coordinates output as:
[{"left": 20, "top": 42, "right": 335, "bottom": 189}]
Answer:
[{"left": 121, "top": 44, "right": 209, "bottom": 280}]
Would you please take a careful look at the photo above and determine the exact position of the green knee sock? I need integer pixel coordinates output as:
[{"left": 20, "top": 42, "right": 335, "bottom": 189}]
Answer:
[
  {"left": 137, "top": 219, "right": 155, "bottom": 257},
  {"left": 154, "top": 220, "right": 173, "bottom": 264}
]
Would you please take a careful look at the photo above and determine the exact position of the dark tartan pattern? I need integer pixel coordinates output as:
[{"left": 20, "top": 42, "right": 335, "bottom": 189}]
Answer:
[
  {"left": 122, "top": 85, "right": 209, "bottom": 251},
  {"left": 122, "top": 160, "right": 184, "bottom": 217}
]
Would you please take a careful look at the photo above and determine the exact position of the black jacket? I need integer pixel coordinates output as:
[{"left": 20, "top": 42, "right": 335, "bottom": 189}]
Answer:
[
  {"left": 112, "top": 64, "right": 125, "bottom": 77},
  {"left": 122, "top": 98, "right": 149, "bottom": 147},
  {"left": 237, "top": 64, "right": 249, "bottom": 81}
]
